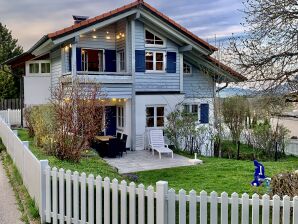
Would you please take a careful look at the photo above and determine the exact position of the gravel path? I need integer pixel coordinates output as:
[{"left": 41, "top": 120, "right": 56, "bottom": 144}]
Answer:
[{"left": 0, "top": 161, "right": 23, "bottom": 224}]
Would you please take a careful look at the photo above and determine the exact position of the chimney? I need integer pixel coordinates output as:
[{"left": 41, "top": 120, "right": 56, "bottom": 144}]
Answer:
[{"left": 72, "top": 15, "right": 89, "bottom": 24}]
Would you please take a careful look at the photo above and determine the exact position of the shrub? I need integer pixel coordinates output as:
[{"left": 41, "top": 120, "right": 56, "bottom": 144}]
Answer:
[
  {"left": 24, "top": 107, "right": 35, "bottom": 137},
  {"left": 271, "top": 171, "right": 298, "bottom": 198}
]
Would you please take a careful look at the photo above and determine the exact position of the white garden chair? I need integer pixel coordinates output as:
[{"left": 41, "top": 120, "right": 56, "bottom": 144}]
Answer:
[{"left": 149, "top": 129, "right": 173, "bottom": 159}]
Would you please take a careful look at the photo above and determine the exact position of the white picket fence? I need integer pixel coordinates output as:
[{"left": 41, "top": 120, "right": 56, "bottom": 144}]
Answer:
[
  {"left": 0, "top": 116, "right": 298, "bottom": 224},
  {"left": 285, "top": 139, "right": 298, "bottom": 156},
  {"left": 0, "top": 109, "right": 21, "bottom": 126},
  {"left": 45, "top": 167, "right": 298, "bottom": 224},
  {"left": 0, "top": 117, "right": 48, "bottom": 222}
]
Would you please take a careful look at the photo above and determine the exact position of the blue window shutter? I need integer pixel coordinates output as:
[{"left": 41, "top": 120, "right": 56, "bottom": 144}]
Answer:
[
  {"left": 76, "top": 48, "right": 81, "bottom": 71},
  {"left": 166, "top": 52, "right": 176, "bottom": 73},
  {"left": 200, "top": 104, "right": 209, "bottom": 124},
  {"left": 135, "top": 50, "right": 145, "bottom": 72},
  {"left": 105, "top": 49, "right": 116, "bottom": 72}
]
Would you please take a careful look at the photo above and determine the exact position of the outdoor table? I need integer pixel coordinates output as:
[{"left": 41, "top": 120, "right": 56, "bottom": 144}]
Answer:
[
  {"left": 95, "top": 135, "right": 115, "bottom": 142},
  {"left": 94, "top": 136, "right": 116, "bottom": 157}
]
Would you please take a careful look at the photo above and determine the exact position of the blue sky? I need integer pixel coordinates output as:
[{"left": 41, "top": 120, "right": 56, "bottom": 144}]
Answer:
[{"left": 0, "top": 0, "right": 245, "bottom": 51}]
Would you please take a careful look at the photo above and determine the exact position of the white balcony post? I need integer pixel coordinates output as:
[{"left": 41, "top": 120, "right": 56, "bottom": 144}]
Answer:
[
  {"left": 71, "top": 43, "right": 77, "bottom": 77},
  {"left": 156, "top": 181, "right": 168, "bottom": 224}
]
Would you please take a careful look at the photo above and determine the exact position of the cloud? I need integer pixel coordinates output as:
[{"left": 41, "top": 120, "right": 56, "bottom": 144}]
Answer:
[{"left": 0, "top": 0, "right": 244, "bottom": 51}]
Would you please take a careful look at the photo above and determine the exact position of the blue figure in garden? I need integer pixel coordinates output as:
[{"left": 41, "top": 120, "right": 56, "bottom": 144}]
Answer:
[{"left": 251, "top": 160, "right": 266, "bottom": 187}]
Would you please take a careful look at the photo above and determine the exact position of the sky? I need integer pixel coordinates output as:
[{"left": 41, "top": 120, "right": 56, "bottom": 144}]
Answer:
[{"left": 0, "top": 0, "right": 245, "bottom": 51}]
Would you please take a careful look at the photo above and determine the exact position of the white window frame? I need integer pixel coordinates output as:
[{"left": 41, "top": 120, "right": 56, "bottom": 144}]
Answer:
[
  {"left": 81, "top": 48, "right": 105, "bottom": 72},
  {"left": 145, "top": 28, "right": 166, "bottom": 48},
  {"left": 145, "top": 105, "right": 165, "bottom": 128},
  {"left": 145, "top": 51, "right": 166, "bottom": 73},
  {"left": 183, "top": 61, "right": 192, "bottom": 75},
  {"left": 117, "top": 106, "right": 125, "bottom": 129},
  {"left": 26, "top": 60, "right": 51, "bottom": 76},
  {"left": 117, "top": 50, "right": 125, "bottom": 72},
  {"left": 183, "top": 103, "right": 199, "bottom": 121}
]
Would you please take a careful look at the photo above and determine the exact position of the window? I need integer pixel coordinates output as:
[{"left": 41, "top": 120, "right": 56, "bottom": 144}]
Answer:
[
  {"left": 29, "top": 63, "right": 39, "bottom": 73},
  {"left": 117, "top": 106, "right": 125, "bottom": 128},
  {"left": 183, "top": 104, "right": 198, "bottom": 119},
  {"left": 41, "top": 63, "right": 51, "bottom": 73},
  {"left": 117, "top": 50, "right": 125, "bottom": 72},
  {"left": 183, "top": 62, "right": 192, "bottom": 75},
  {"left": 81, "top": 49, "right": 104, "bottom": 72},
  {"left": 145, "top": 51, "right": 165, "bottom": 72},
  {"left": 146, "top": 106, "right": 165, "bottom": 127},
  {"left": 145, "top": 30, "right": 165, "bottom": 47}
]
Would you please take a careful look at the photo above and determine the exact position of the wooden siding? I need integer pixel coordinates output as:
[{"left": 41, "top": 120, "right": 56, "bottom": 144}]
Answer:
[
  {"left": 50, "top": 49, "right": 62, "bottom": 89},
  {"left": 134, "top": 20, "right": 181, "bottom": 92},
  {"left": 183, "top": 63, "right": 215, "bottom": 98},
  {"left": 101, "top": 83, "right": 132, "bottom": 98}
]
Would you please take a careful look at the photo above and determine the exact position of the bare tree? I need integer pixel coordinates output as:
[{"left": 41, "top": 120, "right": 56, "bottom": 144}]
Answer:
[
  {"left": 227, "top": 0, "right": 298, "bottom": 93},
  {"left": 50, "top": 79, "right": 106, "bottom": 162}
]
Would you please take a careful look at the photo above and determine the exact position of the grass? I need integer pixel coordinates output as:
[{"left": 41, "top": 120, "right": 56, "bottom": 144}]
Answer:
[
  {"left": 135, "top": 153, "right": 298, "bottom": 195},
  {"left": 0, "top": 140, "right": 39, "bottom": 224},
  {"left": 17, "top": 128, "right": 298, "bottom": 195},
  {"left": 17, "top": 128, "right": 122, "bottom": 180}
]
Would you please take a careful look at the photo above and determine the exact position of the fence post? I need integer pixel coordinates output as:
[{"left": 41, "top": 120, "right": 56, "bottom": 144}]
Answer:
[
  {"left": 7, "top": 109, "right": 10, "bottom": 125},
  {"left": 39, "top": 160, "right": 49, "bottom": 224},
  {"left": 156, "top": 181, "right": 168, "bottom": 224}
]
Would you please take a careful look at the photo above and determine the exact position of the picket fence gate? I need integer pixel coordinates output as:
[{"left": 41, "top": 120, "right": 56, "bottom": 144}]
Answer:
[{"left": 0, "top": 116, "right": 298, "bottom": 224}]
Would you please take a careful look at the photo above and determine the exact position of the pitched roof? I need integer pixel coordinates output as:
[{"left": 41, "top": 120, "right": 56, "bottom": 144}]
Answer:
[
  {"left": 47, "top": 0, "right": 217, "bottom": 51},
  {"left": 207, "top": 56, "right": 247, "bottom": 81}
]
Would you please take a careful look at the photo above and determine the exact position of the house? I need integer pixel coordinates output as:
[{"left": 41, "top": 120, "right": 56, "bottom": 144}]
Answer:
[{"left": 5, "top": 0, "right": 246, "bottom": 153}]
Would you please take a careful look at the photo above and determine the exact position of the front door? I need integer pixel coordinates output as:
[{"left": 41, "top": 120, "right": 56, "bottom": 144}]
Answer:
[{"left": 105, "top": 106, "right": 117, "bottom": 136}]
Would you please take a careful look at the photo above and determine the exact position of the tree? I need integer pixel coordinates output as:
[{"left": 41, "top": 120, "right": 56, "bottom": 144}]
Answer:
[
  {"left": 50, "top": 79, "right": 106, "bottom": 162},
  {"left": 227, "top": 0, "right": 298, "bottom": 93},
  {"left": 0, "top": 22, "right": 23, "bottom": 64},
  {"left": 0, "top": 67, "right": 17, "bottom": 99},
  {"left": 222, "top": 96, "right": 250, "bottom": 143}
]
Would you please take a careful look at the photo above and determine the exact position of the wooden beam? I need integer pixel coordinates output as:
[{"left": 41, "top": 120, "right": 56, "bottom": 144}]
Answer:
[{"left": 179, "top": 45, "right": 192, "bottom": 52}]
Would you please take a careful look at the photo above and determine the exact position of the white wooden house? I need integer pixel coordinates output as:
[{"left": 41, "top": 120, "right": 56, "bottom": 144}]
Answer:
[{"left": 5, "top": 0, "right": 246, "bottom": 152}]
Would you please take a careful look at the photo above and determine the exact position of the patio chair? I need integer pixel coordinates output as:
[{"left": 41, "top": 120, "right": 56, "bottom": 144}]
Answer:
[
  {"left": 107, "top": 138, "right": 121, "bottom": 158},
  {"left": 116, "top": 132, "right": 122, "bottom": 139},
  {"left": 149, "top": 129, "right": 173, "bottom": 159}
]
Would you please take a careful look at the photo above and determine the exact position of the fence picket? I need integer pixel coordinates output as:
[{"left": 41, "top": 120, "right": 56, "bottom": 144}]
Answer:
[
  {"left": 210, "top": 191, "right": 218, "bottom": 224},
  {"left": 231, "top": 192, "right": 239, "bottom": 224},
  {"left": 120, "top": 180, "right": 127, "bottom": 224},
  {"left": 52, "top": 167, "right": 58, "bottom": 224},
  {"left": 283, "top": 195, "right": 290, "bottom": 224},
  {"left": 137, "top": 184, "right": 145, "bottom": 224},
  {"left": 129, "top": 182, "right": 136, "bottom": 224},
  {"left": 66, "top": 170, "right": 72, "bottom": 224},
  {"left": 45, "top": 166, "right": 51, "bottom": 223},
  {"left": 147, "top": 186, "right": 154, "bottom": 224},
  {"left": 221, "top": 192, "right": 229, "bottom": 224},
  {"left": 262, "top": 194, "right": 270, "bottom": 224},
  {"left": 112, "top": 179, "right": 119, "bottom": 224},
  {"left": 58, "top": 168, "right": 65, "bottom": 223},
  {"left": 104, "top": 177, "right": 110, "bottom": 224},
  {"left": 200, "top": 190, "right": 207, "bottom": 224},
  {"left": 96, "top": 176, "right": 102, "bottom": 224},
  {"left": 81, "top": 173, "right": 87, "bottom": 223},
  {"left": 293, "top": 196, "right": 298, "bottom": 224},
  {"left": 272, "top": 195, "right": 280, "bottom": 224},
  {"left": 252, "top": 193, "right": 259, "bottom": 224},
  {"left": 179, "top": 189, "right": 186, "bottom": 224},
  {"left": 167, "top": 189, "right": 176, "bottom": 224},
  {"left": 88, "top": 175, "right": 95, "bottom": 224},
  {"left": 189, "top": 190, "right": 197, "bottom": 224},
  {"left": 242, "top": 193, "right": 249, "bottom": 224},
  {"left": 73, "top": 171, "right": 79, "bottom": 224}
]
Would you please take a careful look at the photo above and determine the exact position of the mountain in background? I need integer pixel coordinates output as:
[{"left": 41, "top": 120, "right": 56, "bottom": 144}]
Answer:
[{"left": 218, "top": 87, "right": 255, "bottom": 98}]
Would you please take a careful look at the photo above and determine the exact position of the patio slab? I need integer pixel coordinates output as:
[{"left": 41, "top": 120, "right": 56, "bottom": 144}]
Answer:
[{"left": 103, "top": 150, "right": 197, "bottom": 174}]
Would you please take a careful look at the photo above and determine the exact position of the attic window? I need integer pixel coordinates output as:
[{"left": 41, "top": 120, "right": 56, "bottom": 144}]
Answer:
[
  {"left": 145, "top": 29, "right": 165, "bottom": 47},
  {"left": 183, "top": 62, "right": 192, "bottom": 75}
]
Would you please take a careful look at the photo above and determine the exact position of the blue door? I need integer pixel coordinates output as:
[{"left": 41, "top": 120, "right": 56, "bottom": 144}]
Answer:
[{"left": 105, "top": 106, "right": 117, "bottom": 136}]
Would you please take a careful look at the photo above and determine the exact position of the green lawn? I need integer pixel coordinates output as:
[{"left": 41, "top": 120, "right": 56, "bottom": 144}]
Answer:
[{"left": 17, "top": 128, "right": 298, "bottom": 195}]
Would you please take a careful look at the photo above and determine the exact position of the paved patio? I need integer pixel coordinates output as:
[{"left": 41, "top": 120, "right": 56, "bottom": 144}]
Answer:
[{"left": 103, "top": 150, "right": 197, "bottom": 174}]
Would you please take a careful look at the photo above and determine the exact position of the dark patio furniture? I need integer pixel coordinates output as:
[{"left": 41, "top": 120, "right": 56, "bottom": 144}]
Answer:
[
  {"left": 116, "top": 132, "right": 122, "bottom": 139},
  {"left": 121, "top": 134, "right": 129, "bottom": 152},
  {"left": 107, "top": 138, "right": 121, "bottom": 158}
]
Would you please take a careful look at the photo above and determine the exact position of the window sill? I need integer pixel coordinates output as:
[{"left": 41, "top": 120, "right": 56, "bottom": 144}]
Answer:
[
  {"left": 145, "top": 71, "right": 166, "bottom": 74},
  {"left": 145, "top": 44, "right": 166, "bottom": 48}
]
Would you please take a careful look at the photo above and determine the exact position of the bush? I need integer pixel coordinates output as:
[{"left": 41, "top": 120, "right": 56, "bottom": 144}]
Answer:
[
  {"left": 271, "top": 171, "right": 298, "bottom": 198},
  {"left": 24, "top": 107, "right": 35, "bottom": 137},
  {"left": 29, "top": 105, "right": 56, "bottom": 153}
]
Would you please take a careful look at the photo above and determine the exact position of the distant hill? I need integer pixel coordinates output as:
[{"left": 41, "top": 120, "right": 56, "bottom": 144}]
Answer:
[{"left": 218, "top": 87, "right": 255, "bottom": 98}]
